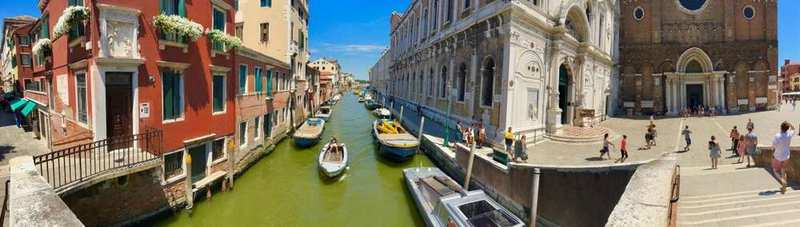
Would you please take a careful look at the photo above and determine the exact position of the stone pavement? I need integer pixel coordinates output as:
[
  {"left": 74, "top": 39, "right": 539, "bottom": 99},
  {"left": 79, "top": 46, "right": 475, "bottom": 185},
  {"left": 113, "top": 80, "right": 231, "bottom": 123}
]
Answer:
[{"left": 0, "top": 111, "right": 50, "bottom": 226}]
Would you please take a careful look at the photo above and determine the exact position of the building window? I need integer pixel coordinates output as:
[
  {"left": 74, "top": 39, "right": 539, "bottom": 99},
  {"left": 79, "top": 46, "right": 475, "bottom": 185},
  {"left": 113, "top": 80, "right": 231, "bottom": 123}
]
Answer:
[
  {"left": 76, "top": 73, "right": 88, "bottom": 124},
  {"left": 212, "top": 138, "right": 226, "bottom": 161},
  {"left": 213, "top": 74, "right": 226, "bottom": 113},
  {"left": 20, "top": 54, "right": 32, "bottom": 66},
  {"left": 160, "top": 0, "right": 185, "bottom": 16},
  {"left": 260, "top": 23, "right": 270, "bottom": 42},
  {"left": 634, "top": 7, "right": 645, "bottom": 21},
  {"left": 235, "top": 22, "right": 244, "bottom": 41},
  {"left": 266, "top": 70, "right": 273, "bottom": 96},
  {"left": 162, "top": 71, "right": 184, "bottom": 121},
  {"left": 254, "top": 117, "right": 261, "bottom": 139},
  {"left": 212, "top": 7, "right": 226, "bottom": 51},
  {"left": 239, "top": 64, "right": 248, "bottom": 94},
  {"left": 446, "top": 0, "right": 453, "bottom": 23},
  {"left": 19, "top": 36, "right": 30, "bottom": 46},
  {"left": 163, "top": 151, "right": 184, "bottom": 181},
  {"left": 239, "top": 121, "right": 248, "bottom": 147},
  {"left": 678, "top": 0, "right": 707, "bottom": 12},
  {"left": 481, "top": 59, "right": 495, "bottom": 107},
  {"left": 299, "top": 31, "right": 305, "bottom": 50},
  {"left": 464, "top": 0, "right": 470, "bottom": 9},
  {"left": 440, "top": 66, "right": 447, "bottom": 98},
  {"left": 432, "top": 0, "right": 439, "bottom": 31},
  {"left": 743, "top": 6, "right": 755, "bottom": 20},
  {"left": 255, "top": 67, "right": 263, "bottom": 93},
  {"left": 260, "top": 0, "right": 271, "bottom": 7},
  {"left": 458, "top": 63, "right": 467, "bottom": 101}
]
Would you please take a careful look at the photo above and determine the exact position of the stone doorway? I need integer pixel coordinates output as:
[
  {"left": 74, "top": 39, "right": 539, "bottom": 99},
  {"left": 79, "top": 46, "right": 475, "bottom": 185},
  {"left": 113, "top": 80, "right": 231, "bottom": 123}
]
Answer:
[
  {"left": 559, "top": 65, "right": 571, "bottom": 125},
  {"left": 686, "top": 84, "right": 704, "bottom": 108}
]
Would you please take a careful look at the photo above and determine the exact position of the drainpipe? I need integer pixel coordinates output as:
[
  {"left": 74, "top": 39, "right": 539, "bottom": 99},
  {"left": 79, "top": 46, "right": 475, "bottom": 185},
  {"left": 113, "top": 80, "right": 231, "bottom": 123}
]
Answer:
[{"left": 530, "top": 168, "right": 541, "bottom": 227}]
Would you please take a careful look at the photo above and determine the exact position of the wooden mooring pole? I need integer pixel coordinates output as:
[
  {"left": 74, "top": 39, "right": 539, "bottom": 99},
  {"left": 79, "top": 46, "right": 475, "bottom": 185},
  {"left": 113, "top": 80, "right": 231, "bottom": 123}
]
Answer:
[
  {"left": 530, "top": 168, "right": 541, "bottom": 227},
  {"left": 463, "top": 141, "right": 476, "bottom": 191},
  {"left": 185, "top": 154, "right": 193, "bottom": 210}
]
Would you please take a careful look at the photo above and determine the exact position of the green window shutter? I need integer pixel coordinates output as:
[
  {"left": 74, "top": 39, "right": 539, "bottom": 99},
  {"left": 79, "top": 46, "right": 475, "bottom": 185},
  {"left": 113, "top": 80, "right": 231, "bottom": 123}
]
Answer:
[
  {"left": 178, "top": 0, "right": 186, "bottom": 17},
  {"left": 213, "top": 76, "right": 224, "bottom": 112},
  {"left": 266, "top": 70, "right": 272, "bottom": 96},
  {"left": 255, "top": 68, "right": 262, "bottom": 93},
  {"left": 163, "top": 72, "right": 174, "bottom": 119},
  {"left": 173, "top": 75, "right": 182, "bottom": 117},
  {"left": 160, "top": 0, "right": 167, "bottom": 14},
  {"left": 239, "top": 65, "right": 247, "bottom": 94}
]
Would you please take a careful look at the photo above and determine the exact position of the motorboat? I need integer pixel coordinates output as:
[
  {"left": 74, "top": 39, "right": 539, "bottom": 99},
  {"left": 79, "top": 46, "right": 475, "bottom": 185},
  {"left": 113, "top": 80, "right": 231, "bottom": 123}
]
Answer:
[
  {"left": 373, "top": 108, "right": 392, "bottom": 119},
  {"left": 316, "top": 106, "right": 332, "bottom": 120},
  {"left": 403, "top": 167, "right": 525, "bottom": 227},
  {"left": 293, "top": 118, "right": 326, "bottom": 147},
  {"left": 372, "top": 120, "right": 418, "bottom": 161},
  {"left": 318, "top": 140, "right": 348, "bottom": 178}
]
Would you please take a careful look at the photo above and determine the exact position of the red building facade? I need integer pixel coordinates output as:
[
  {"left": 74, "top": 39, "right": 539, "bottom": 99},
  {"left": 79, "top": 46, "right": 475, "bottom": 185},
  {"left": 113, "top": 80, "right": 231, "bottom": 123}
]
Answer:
[{"left": 781, "top": 59, "right": 800, "bottom": 93}]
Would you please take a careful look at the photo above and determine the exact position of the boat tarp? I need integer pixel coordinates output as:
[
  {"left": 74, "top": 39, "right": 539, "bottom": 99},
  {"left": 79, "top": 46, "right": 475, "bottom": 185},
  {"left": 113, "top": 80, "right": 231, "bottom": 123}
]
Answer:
[
  {"left": 9, "top": 98, "right": 28, "bottom": 111},
  {"left": 20, "top": 101, "right": 38, "bottom": 117}
]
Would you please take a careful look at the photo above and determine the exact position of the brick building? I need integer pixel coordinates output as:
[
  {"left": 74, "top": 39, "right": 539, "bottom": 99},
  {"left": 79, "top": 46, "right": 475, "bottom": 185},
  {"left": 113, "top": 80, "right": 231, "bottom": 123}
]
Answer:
[
  {"left": 781, "top": 59, "right": 800, "bottom": 93},
  {"left": 618, "top": 0, "right": 779, "bottom": 115}
]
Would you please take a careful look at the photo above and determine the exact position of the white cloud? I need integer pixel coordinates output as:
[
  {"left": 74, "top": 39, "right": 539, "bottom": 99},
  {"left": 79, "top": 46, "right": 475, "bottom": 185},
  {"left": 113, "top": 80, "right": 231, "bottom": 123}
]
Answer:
[{"left": 315, "top": 43, "right": 386, "bottom": 54}]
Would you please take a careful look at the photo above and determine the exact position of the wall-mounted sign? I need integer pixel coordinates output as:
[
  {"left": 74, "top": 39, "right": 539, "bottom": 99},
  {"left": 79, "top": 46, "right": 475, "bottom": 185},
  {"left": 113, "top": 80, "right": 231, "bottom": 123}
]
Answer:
[
  {"left": 756, "top": 97, "right": 768, "bottom": 104},
  {"left": 737, "top": 99, "right": 749, "bottom": 105},
  {"left": 140, "top": 103, "right": 150, "bottom": 119}
]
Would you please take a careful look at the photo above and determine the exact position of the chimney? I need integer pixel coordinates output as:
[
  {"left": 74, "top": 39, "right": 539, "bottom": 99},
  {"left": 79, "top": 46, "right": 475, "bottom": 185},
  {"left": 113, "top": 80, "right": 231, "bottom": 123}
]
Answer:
[{"left": 786, "top": 59, "right": 791, "bottom": 66}]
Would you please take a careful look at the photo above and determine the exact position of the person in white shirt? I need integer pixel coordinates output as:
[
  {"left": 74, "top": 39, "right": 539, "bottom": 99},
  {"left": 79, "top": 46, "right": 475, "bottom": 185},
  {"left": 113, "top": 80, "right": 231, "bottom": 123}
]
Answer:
[{"left": 772, "top": 122, "right": 795, "bottom": 194}]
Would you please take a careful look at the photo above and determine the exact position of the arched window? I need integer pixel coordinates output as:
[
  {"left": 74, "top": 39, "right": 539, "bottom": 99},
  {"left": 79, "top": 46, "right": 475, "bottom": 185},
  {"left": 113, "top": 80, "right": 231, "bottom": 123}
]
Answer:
[
  {"left": 458, "top": 63, "right": 467, "bottom": 101},
  {"left": 440, "top": 66, "right": 448, "bottom": 98},
  {"left": 481, "top": 58, "right": 495, "bottom": 106},
  {"left": 429, "top": 68, "right": 435, "bottom": 96}
]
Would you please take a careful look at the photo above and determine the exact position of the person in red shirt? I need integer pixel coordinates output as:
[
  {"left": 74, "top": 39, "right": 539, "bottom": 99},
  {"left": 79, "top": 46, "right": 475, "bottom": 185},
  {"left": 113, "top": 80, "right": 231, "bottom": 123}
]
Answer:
[{"left": 617, "top": 135, "right": 629, "bottom": 163}]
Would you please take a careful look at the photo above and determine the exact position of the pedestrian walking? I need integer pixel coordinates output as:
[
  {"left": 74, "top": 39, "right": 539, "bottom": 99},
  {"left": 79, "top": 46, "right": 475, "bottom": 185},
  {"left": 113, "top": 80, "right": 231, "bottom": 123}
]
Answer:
[
  {"left": 771, "top": 122, "right": 795, "bottom": 194},
  {"left": 793, "top": 101, "right": 797, "bottom": 111},
  {"left": 504, "top": 127, "right": 515, "bottom": 159},
  {"left": 744, "top": 127, "right": 758, "bottom": 168},
  {"left": 730, "top": 126, "right": 740, "bottom": 155},
  {"left": 747, "top": 118, "right": 755, "bottom": 131},
  {"left": 709, "top": 136, "right": 721, "bottom": 169},
  {"left": 682, "top": 125, "right": 692, "bottom": 151},
  {"left": 599, "top": 133, "right": 614, "bottom": 160},
  {"left": 616, "top": 135, "right": 629, "bottom": 163},
  {"left": 513, "top": 135, "right": 528, "bottom": 163},
  {"left": 737, "top": 135, "right": 746, "bottom": 163}
]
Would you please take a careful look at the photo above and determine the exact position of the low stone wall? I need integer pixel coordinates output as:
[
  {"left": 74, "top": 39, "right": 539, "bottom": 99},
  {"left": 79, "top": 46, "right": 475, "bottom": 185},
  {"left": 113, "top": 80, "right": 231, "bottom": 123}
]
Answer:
[
  {"left": 606, "top": 157, "right": 677, "bottom": 227},
  {"left": 8, "top": 156, "right": 83, "bottom": 227},
  {"left": 754, "top": 146, "right": 800, "bottom": 184},
  {"left": 423, "top": 138, "right": 639, "bottom": 227}
]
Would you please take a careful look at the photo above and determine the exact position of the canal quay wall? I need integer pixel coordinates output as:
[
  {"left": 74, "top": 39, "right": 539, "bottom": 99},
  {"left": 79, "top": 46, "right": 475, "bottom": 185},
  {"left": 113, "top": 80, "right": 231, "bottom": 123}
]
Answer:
[
  {"left": 8, "top": 156, "right": 84, "bottom": 227},
  {"left": 754, "top": 146, "right": 800, "bottom": 184}
]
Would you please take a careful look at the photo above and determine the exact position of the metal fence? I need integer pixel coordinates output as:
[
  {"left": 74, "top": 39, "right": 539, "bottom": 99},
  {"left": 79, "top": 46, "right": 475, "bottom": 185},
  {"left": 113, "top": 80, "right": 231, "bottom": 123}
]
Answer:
[{"left": 33, "top": 129, "right": 163, "bottom": 191}]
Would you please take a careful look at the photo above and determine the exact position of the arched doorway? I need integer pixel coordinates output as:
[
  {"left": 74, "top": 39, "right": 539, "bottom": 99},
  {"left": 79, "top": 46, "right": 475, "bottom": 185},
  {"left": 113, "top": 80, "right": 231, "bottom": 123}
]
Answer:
[{"left": 559, "top": 64, "right": 571, "bottom": 124}]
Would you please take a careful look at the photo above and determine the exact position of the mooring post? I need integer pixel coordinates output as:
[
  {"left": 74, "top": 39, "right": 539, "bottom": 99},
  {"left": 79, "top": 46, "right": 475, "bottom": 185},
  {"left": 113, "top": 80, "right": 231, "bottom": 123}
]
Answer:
[
  {"left": 463, "top": 141, "right": 476, "bottom": 191},
  {"left": 417, "top": 117, "right": 426, "bottom": 153},
  {"left": 185, "top": 153, "right": 193, "bottom": 210},
  {"left": 530, "top": 168, "right": 541, "bottom": 227},
  {"left": 400, "top": 105, "right": 404, "bottom": 123}
]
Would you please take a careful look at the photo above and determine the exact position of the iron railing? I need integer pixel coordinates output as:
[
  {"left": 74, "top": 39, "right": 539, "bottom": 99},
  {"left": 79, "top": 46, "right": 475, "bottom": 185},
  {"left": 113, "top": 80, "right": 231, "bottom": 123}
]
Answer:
[{"left": 33, "top": 129, "right": 163, "bottom": 192}]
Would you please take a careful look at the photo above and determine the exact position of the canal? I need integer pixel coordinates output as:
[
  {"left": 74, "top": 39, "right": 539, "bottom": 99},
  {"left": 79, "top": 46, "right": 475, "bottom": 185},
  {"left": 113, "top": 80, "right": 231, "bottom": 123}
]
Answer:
[{"left": 153, "top": 93, "right": 434, "bottom": 227}]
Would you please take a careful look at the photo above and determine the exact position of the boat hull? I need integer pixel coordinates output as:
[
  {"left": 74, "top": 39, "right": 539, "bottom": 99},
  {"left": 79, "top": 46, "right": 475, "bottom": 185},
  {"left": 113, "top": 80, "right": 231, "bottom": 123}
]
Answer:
[
  {"left": 378, "top": 144, "right": 417, "bottom": 161},
  {"left": 294, "top": 136, "right": 321, "bottom": 147},
  {"left": 318, "top": 143, "right": 348, "bottom": 178}
]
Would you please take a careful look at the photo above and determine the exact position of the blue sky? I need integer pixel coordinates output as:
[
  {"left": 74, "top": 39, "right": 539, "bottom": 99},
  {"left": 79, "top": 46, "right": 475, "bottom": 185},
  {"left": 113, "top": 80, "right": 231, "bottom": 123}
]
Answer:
[{"left": 2, "top": 1, "right": 796, "bottom": 80}]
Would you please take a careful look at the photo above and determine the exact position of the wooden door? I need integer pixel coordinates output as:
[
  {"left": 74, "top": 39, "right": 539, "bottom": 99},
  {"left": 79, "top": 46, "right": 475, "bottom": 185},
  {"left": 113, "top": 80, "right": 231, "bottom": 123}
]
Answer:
[{"left": 106, "top": 72, "right": 133, "bottom": 150}]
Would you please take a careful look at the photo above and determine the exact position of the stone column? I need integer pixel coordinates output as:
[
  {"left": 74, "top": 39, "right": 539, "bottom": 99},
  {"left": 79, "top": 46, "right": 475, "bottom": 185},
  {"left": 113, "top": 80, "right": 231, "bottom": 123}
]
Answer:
[
  {"left": 719, "top": 76, "right": 726, "bottom": 111},
  {"left": 665, "top": 78, "right": 673, "bottom": 114}
]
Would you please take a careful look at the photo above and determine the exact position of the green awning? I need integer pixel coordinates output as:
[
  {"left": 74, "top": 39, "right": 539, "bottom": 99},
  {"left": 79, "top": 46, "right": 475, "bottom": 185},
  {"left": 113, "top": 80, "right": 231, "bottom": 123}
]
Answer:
[
  {"left": 20, "top": 101, "right": 37, "bottom": 117},
  {"left": 9, "top": 99, "right": 28, "bottom": 111}
]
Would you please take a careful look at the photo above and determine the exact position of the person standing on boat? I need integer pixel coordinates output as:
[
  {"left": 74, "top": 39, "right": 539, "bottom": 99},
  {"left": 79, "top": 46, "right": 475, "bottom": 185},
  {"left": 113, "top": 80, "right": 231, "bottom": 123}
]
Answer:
[
  {"left": 504, "top": 127, "right": 515, "bottom": 159},
  {"left": 329, "top": 137, "right": 340, "bottom": 159}
]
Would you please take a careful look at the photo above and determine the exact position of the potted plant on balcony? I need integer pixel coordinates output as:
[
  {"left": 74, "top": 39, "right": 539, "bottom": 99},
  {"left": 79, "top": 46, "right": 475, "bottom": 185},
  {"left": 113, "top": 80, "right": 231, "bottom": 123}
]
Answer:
[
  {"left": 32, "top": 38, "right": 51, "bottom": 55},
  {"left": 206, "top": 29, "right": 241, "bottom": 53},
  {"left": 52, "top": 5, "right": 90, "bottom": 39},
  {"left": 153, "top": 14, "right": 204, "bottom": 42}
]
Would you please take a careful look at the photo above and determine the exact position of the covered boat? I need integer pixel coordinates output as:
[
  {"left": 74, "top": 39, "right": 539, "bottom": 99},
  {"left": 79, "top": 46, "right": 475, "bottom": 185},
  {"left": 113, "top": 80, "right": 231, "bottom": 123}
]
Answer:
[
  {"left": 293, "top": 118, "right": 326, "bottom": 147},
  {"left": 372, "top": 120, "right": 418, "bottom": 161},
  {"left": 373, "top": 108, "right": 392, "bottom": 119},
  {"left": 316, "top": 106, "right": 332, "bottom": 120},
  {"left": 403, "top": 167, "right": 525, "bottom": 227},
  {"left": 318, "top": 141, "right": 348, "bottom": 177},
  {"left": 365, "top": 99, "right": 381, "bottom": 110}
]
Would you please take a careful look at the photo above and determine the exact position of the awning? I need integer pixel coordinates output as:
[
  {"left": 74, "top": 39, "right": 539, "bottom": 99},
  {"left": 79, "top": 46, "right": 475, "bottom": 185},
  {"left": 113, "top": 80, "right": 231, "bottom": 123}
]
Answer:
[
  {"left": 20, "top": 101, "right": 37, "bottom": 117},
  {"left": 9, "top": 99, "right": 29, "bottom": 111}
]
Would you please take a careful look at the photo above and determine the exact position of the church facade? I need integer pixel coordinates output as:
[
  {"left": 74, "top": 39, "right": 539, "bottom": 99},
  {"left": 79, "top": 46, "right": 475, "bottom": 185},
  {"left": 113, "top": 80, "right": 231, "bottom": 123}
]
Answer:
[{"left": 617, "top": 0, "right": 778, "bottom": 115}]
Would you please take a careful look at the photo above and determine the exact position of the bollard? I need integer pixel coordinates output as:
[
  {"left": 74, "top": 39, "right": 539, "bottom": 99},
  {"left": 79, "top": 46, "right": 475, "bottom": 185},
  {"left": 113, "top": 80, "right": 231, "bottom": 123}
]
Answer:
[
  {"left": 530, "top": 168, "right": 541, "bottom": 227},
  {"left": 463, "top": 141, "right": 476, "bottom": 191},
  {"left": 400, "top": 105, "right": 404, "bottom": 123},
  {"left": 185, "top": 153, "right": 193, "bottom": 210}
]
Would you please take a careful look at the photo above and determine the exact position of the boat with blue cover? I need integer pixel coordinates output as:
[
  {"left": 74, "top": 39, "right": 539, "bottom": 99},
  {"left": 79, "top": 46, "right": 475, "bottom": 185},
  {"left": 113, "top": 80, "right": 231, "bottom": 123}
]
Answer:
[
  {"left": 372, "top": 120, "right": 419, "bottom": 161},
  {"left": 293, "top": 118, "right": 325, "bottom": 147}
]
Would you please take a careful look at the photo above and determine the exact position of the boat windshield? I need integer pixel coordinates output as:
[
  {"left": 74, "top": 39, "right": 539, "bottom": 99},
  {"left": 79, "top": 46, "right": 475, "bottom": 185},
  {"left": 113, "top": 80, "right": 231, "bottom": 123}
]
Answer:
[
  {"left": 458, "top": 200, "right": 520, "bottom": 227},
  {"left": 320, "top": 108, "right": 330, "bottom": 114},
  {"left": 307, "top": 119, "right": 322, "bottom": 126}
]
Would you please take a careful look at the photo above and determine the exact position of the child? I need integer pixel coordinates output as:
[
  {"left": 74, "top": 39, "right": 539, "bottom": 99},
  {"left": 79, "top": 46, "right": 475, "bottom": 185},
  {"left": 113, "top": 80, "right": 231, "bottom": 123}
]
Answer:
[
  {"left": 709, "top": 136, "right": 721, "bottom": 169},
  {"left": 737, "top": 135, "right": 746, "bottom": 163}
]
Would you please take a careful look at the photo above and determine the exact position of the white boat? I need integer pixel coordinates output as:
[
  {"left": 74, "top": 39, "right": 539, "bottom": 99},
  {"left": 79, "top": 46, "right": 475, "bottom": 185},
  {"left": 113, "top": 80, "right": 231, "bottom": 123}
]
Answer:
[
  {"left": 373, "top": 108, "right": 392, "bottom": 119},
  {"left": 332, "top": 94, "right": 341, "bottom": 102},
  {"left": 316, "top": 106, "right": 332, "bottom": 120},
  {"left": 318, "top": 141, "right": 348, "bottom": 178},
  {"left": 403, "top": 167, "right": 525, "bottom": 227},
  {"left": 293, "top": 118, "right": 325, "bottom": 147},
  {"left": 364, "top": 94, "right": 373, "bottom": 101}
]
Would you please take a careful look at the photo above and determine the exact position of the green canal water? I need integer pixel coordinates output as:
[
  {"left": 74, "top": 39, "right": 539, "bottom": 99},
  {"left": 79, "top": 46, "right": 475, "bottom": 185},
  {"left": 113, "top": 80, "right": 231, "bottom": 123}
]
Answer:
[{"left": 154, "top": 93, "right": 434, "bottom": 227}]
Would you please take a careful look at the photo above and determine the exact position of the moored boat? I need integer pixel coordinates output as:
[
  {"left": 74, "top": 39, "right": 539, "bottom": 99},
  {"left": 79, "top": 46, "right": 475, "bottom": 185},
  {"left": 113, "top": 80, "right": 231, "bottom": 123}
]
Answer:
[
  {"left": 403, "top": 167, "right": 525, "bottom": 227},
  {"left": 365, "top": 99, "right": 381, "bottom": 110},
  {"left": 372, "top": 120, "right": 418, "bottom": 161},
  {"left": 316, "top": 106, "right": 332, "bottom": 120},
  {"left": 293, "top": 118, "right": 326, "bottom": 147},
  {"left": 372, "top": 108, "right": 392, "bottom": 119},
  {"left": 318, "top": 140, "right": 348, "bottom": 178}
]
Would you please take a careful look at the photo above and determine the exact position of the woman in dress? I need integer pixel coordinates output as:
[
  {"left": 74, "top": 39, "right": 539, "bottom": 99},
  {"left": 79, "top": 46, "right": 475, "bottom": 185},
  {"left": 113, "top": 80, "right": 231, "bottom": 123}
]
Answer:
[{"left": 709, "top": 136, "right": 721, "bottom": 169}]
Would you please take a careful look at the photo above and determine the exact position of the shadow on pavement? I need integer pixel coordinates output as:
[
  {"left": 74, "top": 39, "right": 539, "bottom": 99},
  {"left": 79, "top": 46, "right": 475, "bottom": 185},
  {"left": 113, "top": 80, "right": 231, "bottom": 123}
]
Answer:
[{"left": 0, "top": 145, "right": 15, "bottom": 162}]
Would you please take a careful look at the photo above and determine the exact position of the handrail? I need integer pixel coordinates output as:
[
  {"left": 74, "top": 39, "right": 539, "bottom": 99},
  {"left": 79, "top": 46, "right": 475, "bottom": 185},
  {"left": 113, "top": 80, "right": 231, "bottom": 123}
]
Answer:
[
  {"left": 671, "top": 165, "right": 681, "bottom": 202},
  {"left": 0, "top": 179, "right": 9, "bottom": 225}
]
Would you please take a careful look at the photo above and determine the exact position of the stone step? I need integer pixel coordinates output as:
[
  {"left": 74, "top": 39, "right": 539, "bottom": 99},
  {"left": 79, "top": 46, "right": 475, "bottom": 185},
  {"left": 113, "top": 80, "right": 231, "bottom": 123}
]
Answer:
[
  {"left": 544, "top": 134, "right": 604, "bottom": 144},
  {"left": 680, "top": 189, "right": 800, "bottom": 205},
  {"left": 742, "top": 218, "right": 800, "bottom": 227},
  {"left": 680, "top": 191, "right": 800, "bottom": 211},
  {"left": 678, "top": 197, "right": 800, "bottom": 224},
  {"left": 678, "top": 207, "right": 800, "bottom": 226}
]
